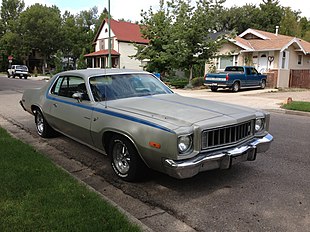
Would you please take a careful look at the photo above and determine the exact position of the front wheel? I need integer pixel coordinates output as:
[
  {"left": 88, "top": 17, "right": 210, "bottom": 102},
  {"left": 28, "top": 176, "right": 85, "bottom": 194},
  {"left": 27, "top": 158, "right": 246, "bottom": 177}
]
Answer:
[
  {"left": 34, "top": 110, "right": 55, "bottom": 138},
  {"left": 260, "top": 79, "right": 266, "bottom": 89},
  {"left": 232, "top": 82, "right": 240, "bottom": 92},
  {"left": 109, "top": 135, "right": 147, "bottom": 182}
]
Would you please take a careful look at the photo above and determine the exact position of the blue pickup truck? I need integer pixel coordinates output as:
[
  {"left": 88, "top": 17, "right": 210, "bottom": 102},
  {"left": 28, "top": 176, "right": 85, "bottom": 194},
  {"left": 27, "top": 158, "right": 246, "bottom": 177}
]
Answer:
[{"left": 204, "top": 66, "right": 267, "bottom": 92}]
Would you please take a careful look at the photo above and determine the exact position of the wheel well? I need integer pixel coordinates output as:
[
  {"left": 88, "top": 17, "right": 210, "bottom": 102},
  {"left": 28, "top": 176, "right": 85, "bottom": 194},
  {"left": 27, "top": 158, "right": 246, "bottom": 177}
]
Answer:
[
  {"left": 102, "top": 131, "right": 145, "bottom": 163},
  {"left": 233, "top": 80, "right": 240, "bottom": 85},
  {"left": 31, "top": 105, "right": 40, "bottom": 114},
  {"left": 102, "top": 131, "right": 137, "bottom": 156}
]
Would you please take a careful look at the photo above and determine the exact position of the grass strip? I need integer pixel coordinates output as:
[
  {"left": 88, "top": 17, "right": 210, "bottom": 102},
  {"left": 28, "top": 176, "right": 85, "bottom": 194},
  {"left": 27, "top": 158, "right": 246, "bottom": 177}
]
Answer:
[
  {"left": 0, "top": 127, "right": 141, "bottom": 232},
  {"left": 282, "top": 101, "right": 310, "bottom": 112}
]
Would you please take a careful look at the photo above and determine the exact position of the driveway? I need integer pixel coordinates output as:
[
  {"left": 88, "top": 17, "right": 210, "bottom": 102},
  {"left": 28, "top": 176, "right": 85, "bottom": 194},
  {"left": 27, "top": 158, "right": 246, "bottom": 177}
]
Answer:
[{"left": 173, "top": 88, "right": 310, "bottom": 111}]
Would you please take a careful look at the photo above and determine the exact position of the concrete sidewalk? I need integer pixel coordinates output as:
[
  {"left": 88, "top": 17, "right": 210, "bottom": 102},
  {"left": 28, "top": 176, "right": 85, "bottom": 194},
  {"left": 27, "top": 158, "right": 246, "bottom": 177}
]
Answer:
[{"left": 28, "top": 75, "right": 50, "bottom": 81}]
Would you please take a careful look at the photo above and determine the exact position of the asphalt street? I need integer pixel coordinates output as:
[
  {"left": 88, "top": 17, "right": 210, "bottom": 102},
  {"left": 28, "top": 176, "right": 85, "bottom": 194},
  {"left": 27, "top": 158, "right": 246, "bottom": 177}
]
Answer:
[{"left": 0, "top": 75, "right": 309, "bottom": 231}]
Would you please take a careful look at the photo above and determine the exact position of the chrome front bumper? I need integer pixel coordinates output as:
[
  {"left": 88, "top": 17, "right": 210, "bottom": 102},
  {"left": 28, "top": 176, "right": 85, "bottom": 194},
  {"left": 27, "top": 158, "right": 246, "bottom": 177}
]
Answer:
[{"left": 163, "top": 133, "right": 273, "bottom": 179}]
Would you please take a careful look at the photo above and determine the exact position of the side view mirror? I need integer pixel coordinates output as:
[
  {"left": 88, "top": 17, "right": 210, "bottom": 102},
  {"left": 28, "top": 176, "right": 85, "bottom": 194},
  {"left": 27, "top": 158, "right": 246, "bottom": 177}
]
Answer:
[{"left": 72, "top": 92, "right": 84, "bottom": 102}]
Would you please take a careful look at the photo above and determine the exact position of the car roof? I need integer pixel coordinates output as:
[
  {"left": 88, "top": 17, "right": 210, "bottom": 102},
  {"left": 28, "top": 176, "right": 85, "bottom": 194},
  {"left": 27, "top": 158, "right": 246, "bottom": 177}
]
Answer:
[{"left": 55, "top": 68, "right": 149, "bottom": 79}]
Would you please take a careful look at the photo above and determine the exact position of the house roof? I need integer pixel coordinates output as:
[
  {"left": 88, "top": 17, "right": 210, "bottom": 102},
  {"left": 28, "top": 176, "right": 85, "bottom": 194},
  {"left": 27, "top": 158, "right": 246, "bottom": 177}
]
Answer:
[
  {"left": 231, "top": 28, "right": 310, "bottom": 54},
  {"left": 94, "top": 19, "right": 149, "bottom": 44},
  {"left": 84, "top": 49, "right": 120, "bottom": 57}
]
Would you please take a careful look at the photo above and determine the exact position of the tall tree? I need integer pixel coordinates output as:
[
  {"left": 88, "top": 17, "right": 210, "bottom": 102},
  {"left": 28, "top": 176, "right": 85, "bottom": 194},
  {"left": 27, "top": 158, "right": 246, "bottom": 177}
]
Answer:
[
  {"left": 279, "top": 7, "right": 300, "bottom": 36},
  {"left": 135, "top": 0, "right": 174, "bottom": 77},
  {"left": 0, "top": 0, "right": 24, "bottom": 30},
  {"left": 19, "top": 4, "right": 62, "bottom": 74},
  {"left": 0, "top": 0, "right": 25, "bottom": 69},
  {"left": 135, "top": 0, "right": 219, "bottom": 80},
  {"left": 257, "top": 0, "right": 283, "bottom": 32},
  {"left": 220, "top": 4, "right": 261, "bottom": 34}
]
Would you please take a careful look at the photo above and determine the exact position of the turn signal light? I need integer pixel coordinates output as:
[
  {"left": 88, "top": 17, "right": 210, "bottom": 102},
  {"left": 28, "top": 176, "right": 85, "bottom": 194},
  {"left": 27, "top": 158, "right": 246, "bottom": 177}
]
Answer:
[{"left": 149, "top": 141, "right": 161, "bottom": 149}]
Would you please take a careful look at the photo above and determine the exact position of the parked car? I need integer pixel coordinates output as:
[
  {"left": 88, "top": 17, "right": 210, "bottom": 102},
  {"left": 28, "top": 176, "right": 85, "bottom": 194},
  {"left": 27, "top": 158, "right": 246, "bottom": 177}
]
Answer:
[
  {"left": 8, "top": 65, "right": 30, "bottom": 79},
  {"left": 205, "top": 66, "right": 267, "bottom": 92},
  {"left": 20, "top": 69, "right": 273, "bottom": 181}
]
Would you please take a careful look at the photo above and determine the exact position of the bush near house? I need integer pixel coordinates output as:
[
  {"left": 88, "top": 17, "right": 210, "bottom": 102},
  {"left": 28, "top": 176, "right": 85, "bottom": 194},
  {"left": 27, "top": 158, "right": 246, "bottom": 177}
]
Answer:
[
  {"left": 191, "top": 77, "right": 205, "bottom": 87},
  {"left": 166, "top": 77, "right": 189, "bottom": 88}
]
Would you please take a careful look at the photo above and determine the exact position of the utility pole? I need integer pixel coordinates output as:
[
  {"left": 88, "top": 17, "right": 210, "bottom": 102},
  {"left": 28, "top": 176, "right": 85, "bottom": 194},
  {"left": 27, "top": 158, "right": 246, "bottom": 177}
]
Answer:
[{"left": 108, "top": 0, "right": 112, "bottom": 68}]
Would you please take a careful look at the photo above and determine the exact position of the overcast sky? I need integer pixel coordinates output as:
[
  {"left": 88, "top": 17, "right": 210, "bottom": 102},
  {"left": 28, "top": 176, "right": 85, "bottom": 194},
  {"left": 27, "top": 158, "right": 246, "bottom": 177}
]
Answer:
[{"left": 0, "top": 0, "right": 309, "bottom": 21}]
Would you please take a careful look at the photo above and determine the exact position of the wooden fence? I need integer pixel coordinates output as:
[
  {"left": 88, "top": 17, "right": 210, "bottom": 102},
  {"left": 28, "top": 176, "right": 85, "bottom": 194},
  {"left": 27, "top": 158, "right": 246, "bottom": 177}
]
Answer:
[{"left": 289, "top": 70, "right": 310, "bottom": 89}]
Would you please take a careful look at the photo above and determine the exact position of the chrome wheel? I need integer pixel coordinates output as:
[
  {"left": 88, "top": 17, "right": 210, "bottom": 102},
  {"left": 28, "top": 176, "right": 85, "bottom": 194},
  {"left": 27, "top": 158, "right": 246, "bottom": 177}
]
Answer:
[
  {"left": 232, "top": 82, "right": 240, "bottom": 92},
  {"left": 261, "top": 80, "right": 266, "bottom": 89},
  {"left": 109, "top": 135, "right": 148, "bottom": 181},
  {"left": 34, "top": 110, "right": 55, "bottom": 138},
  {"left": 35, "top": 111, "right": 44, "bottom": 135},
  {"left": 112, "top": 140, "right": 131, "bottom": 175}
]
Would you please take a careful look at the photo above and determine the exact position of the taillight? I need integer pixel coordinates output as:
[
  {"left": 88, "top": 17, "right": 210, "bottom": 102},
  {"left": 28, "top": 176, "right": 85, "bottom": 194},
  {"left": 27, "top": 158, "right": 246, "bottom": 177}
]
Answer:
[{"left": 226, "top": 74, "right": 229, "bottom": 81}]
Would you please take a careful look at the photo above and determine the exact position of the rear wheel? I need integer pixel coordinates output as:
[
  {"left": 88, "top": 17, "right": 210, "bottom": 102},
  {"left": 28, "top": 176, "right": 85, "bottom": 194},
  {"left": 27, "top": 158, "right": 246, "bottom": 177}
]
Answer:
[
  {"left": 34, "top": 110, "right": 55, "bottom": 138},
  {"left": 109, "top": 135, "right": 147, "bottom": 182},
  {"left": 232, "top": 82, "right": 240, "bottom": 92},
  {"left": 210, "top": 86, "right": 218, "bottom": 92}
]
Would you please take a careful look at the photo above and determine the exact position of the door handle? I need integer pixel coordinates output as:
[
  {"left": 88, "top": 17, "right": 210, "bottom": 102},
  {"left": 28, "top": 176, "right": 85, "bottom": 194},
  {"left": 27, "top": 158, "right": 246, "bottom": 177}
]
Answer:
[{"left": 53, "top": 103, "right": 58, "bottom": 108}]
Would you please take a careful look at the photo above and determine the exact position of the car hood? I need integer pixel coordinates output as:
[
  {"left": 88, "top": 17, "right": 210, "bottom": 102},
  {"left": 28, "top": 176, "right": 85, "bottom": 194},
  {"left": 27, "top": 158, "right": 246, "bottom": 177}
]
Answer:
[{"left": 100, "top": 93, "right": 258, "bottom": 128}]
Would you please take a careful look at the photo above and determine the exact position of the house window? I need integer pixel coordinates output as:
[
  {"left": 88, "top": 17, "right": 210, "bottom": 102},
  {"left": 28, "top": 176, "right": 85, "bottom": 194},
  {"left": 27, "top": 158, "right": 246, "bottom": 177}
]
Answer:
[
  {"left": 219, "top": 56, "right": 233, "bottom": 69},
  {"left": 101, "top": 39, "right": 105, "bottom": 50},
  {"left": 281, "top": 51, "right": 286, "bottom": 69},
  {"left": 297, "top": 54, "right": 303, "bottom": 65}
]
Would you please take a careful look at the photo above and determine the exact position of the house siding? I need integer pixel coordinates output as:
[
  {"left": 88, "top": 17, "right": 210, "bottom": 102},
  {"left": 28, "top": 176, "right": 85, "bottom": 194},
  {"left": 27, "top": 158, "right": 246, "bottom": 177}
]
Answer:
[{"left": 119, "top": 42, "right": 142, "bottom": 70}]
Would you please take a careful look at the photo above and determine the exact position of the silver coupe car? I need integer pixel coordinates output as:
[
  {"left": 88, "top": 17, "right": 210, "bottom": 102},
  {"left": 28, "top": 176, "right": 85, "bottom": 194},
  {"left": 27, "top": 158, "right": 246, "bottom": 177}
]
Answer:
[{"left": 20, "top": 69, "right": 273, "bottom": 181}]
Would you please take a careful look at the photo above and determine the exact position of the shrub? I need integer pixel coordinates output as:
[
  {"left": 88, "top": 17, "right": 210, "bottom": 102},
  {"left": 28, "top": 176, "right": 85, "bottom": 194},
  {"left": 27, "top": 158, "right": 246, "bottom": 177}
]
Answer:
[
  {"left": 191, "top": 77, "right": 204, "bottom": 87},
  {"left": 168, "top": 77, "right": 189, "bottom": 88}
]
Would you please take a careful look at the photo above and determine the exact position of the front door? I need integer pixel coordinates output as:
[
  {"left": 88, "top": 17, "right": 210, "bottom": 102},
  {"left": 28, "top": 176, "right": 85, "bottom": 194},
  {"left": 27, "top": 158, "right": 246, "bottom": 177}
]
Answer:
[
  {"left": 45, "top": 75, "right": 94, "bottom": 145},
  {"left": 257, "top": 53, "right": 268, "bottom": 73}
]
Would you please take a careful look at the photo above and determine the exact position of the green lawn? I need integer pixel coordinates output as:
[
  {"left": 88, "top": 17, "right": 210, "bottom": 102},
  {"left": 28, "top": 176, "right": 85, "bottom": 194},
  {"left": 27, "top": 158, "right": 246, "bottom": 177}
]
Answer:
[
  {"left": 282, "top": 101, "right": 310, "bottom": 112},
  {"left": 0, "top": 127, "right": 141, "bottom": 232}
]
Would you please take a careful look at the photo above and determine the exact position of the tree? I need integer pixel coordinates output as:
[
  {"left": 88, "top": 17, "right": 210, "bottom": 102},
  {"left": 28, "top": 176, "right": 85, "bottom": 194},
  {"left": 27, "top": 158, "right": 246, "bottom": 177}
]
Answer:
[
  {"left": 0, "top": 0, "right": 25, "bottom": 69},
  {"left": 0, "top": 0, "right": 25, "bottom": 30},
  {"left": 257, "top": 0, "right": 283, "bottom": 32},
  {"left": 220, "top": 4, "right": 261, "bottom": 34},
  {"left": 279, "top": 7, "right": 300, "bottom": 36},
  {"left": 135, "top": 0, "right": 174, "bottom": 77},
  {"left": 135, "top": 0, "right": 219, "bottom": 81},
  {"left": 19, "top": 4, "right": 62, "bottom": 74}
]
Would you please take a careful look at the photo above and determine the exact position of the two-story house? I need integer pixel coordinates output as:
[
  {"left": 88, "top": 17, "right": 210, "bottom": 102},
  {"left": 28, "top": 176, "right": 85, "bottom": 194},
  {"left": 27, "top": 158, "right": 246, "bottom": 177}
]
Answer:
[{"left": 85, "top": 19, "right": 148, "bottom": 70}]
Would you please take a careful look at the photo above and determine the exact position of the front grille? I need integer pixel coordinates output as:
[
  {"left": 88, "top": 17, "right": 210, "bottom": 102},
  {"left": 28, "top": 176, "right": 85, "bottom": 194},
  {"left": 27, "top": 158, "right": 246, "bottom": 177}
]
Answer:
[{"left": 201, "top": 120, "right": 254, "bottom": 150}]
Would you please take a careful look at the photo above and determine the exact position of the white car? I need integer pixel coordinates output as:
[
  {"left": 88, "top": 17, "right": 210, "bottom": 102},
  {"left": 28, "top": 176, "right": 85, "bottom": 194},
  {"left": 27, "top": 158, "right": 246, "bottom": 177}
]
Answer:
[{"left": 8, "top": 65, "right": 30, "bottom": 79}]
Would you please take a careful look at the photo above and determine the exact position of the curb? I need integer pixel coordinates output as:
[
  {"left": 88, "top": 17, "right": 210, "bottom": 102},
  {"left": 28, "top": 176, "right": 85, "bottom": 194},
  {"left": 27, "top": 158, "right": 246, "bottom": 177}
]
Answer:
[{"left": 265, "top": 108, "right": 310, "bottom": 117}]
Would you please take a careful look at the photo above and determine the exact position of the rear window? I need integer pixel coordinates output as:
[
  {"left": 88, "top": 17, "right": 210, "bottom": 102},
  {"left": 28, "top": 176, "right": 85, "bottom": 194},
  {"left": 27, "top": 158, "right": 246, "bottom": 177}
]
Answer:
[
  {"left": 16, "top": 65, "right": 28, "bottom": 71},
  {"left": 225, "top": 67, "right": 244, "bottom": 72}
]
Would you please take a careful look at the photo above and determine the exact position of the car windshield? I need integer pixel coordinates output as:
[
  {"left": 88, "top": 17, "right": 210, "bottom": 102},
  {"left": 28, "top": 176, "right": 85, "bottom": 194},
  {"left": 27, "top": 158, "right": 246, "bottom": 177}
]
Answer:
[
  {"left": 16, "top": 65, "right": 28, "bottom": 71},
  {"left": 89, "top": 73, "right": 173, "bottom": 101}
]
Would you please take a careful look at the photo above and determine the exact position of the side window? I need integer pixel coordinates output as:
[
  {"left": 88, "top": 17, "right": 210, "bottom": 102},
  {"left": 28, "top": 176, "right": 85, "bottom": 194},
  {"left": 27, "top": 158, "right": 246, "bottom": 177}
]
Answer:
[
  {"left": 51, "top": 77, "right": 64, "bottom": 95},
  {"left": 251, "top": 68, "right": 258, "bottom": 75},
  {"left": 246, "top": 68, "right": 251, "bottom": 75},
  {"left": 51, "top": 76, "right": 89, "bottom": 100}
]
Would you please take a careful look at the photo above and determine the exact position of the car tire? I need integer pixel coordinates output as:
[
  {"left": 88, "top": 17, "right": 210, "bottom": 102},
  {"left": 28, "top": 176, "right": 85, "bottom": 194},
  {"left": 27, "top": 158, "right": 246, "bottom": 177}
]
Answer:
[
  {"left": 24, "top": 75, "right": 28, "bottom": 79},
  {"left": 210, "top": 87, "right": 218, "bottom": 92},
  {"left": 232, "top": 82, "right": 240, "bottom": 92},
  {"left": 7, "top": 73, "right": 10, "bottom": 78},
  {"left": 260, "top": 79, "right": 266, "bottom": 89},
  {"left": 34, "top": 110, "right": 55, "bottom": 138},
  {"left": 109, "top": 135, "right": 147, "bottom": 182},
  {"left": 12, "top": 75, "right": 16, "bottom": 78}
]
